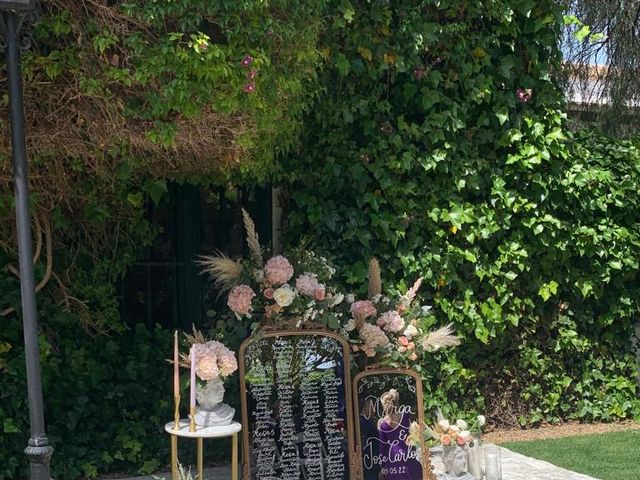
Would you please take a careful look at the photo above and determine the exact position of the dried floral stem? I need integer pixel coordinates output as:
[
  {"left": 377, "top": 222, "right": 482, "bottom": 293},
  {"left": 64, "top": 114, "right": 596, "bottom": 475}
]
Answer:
[
  {"left": 368, "top": 257, "right": 382, "bottom": 299},
  {"left": 242, "top": 208, "right": 263, "bottom": 266}
]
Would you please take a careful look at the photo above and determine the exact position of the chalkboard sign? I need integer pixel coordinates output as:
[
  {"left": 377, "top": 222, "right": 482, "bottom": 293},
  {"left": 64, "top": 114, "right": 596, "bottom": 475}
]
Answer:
[
  {"left": 353, "top": 369, "right": 431, "bottom": 480},
  {"left": 239, "top": 331, "right": 355, "bottom": 480}
]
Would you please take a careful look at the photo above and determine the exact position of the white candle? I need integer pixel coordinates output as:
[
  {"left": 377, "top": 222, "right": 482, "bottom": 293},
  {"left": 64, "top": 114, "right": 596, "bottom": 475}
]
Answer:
[
  {"left": 189, "top": 346, "right": 196, "bottom": 409},
  {"left": 173, "top": 331, "right": 179, "bottom": 397}
]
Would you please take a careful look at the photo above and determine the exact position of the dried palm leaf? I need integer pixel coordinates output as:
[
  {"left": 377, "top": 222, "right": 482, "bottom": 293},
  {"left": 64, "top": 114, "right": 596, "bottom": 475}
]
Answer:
[
  {"left": 422, "top": 323, "right": 461, "bottom": 352},
  {"left": 242, "top": 208, "right": 263, "bottom": 266},
  {"left": 368, "top": 257, "right": 382, "bottom": 299},
  {"left": 197, "top": 252, "right": 243, "bottom": 294}
]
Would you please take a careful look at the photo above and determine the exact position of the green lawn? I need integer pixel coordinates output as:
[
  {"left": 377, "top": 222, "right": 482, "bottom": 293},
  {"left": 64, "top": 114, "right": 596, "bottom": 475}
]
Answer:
[{"left": 503, "top": 430, "right": 640, "bottom": 480}]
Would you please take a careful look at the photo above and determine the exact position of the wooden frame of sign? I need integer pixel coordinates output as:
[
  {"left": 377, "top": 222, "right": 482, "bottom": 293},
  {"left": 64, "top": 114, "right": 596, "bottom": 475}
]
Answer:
[
  {"left": 353, "top": 368, "right": 435, "bottom": 480},
  {"left": 239, "top": 329, "right": 356, "bottom": 480}
]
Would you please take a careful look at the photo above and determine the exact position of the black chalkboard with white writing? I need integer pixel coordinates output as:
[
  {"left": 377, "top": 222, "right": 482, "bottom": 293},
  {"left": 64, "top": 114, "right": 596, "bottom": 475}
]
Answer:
[
  {"left": 239, "top": 331, "right": 354, "bottom": 480},
  {"left": 354, "top": 370, "right": 428, "bottom": 480}
]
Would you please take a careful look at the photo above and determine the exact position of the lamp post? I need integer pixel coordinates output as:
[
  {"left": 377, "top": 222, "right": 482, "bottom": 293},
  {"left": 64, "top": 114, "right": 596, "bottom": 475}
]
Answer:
[{"left": 0, "top": 1, "right": 54, "bottom": 479}]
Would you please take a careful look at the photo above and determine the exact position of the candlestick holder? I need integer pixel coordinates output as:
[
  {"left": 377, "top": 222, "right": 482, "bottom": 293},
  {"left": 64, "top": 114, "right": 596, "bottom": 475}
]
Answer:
[
  {"left": 173, "top": 395, "right": 181, "bottom": 431},
  {"left": 189, "top": 405, "right": 196, "bottom": 432}
]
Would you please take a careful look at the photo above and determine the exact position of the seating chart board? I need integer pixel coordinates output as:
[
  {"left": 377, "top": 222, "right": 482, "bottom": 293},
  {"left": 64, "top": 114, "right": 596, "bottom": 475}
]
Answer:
[{"left": 239, "top": 331, "right": 354, "bottom": 480}]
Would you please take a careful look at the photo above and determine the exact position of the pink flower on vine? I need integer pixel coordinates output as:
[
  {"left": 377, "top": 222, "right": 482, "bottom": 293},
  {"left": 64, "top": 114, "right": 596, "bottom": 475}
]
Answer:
[
  {"left": 248, "top": 69, "right": 258, "bottom": 80},
  {"left": 413, "top": 67, "right": 425, "bottom": 80},
  {"left": 516, "top": 88, "right": 533, "bottom": 103},
  {"left": 241, "top": 55, "right": 254, "bottom": 67},
  {"left": 244, "top": 82, "right": 256, "bottom": 93}
]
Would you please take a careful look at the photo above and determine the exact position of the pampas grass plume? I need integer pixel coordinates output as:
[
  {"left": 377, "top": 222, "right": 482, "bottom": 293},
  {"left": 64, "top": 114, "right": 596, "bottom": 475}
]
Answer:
[
  {"left": 197, "top": 252, "right": 242, "bottom": 294},
  {"left": 422, "top": 323, "right": 461, "bottom": 352},
  {"left": 242, "top": 208, "right": 263, "bottom": 266}
]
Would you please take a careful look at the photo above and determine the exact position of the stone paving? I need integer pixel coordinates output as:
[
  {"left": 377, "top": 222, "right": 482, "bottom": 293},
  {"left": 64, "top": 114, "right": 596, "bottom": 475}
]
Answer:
[
  {"left": 430, "top": 444, "right": 600, "bottom": 480},
  {"left": 108, "top": 443, "right": 601, "bottom": 480}
]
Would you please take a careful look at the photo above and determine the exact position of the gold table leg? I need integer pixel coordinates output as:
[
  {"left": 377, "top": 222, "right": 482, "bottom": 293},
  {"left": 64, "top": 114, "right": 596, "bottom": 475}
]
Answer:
[
  {"left": 197, "top": 437, "right": 204, "bottom": 480},
  {"left": 170, "top": 435, "right": 178, "bottom": 480},
  {"left": 232, "top": 433, "right": 238, "bottom": 480}
]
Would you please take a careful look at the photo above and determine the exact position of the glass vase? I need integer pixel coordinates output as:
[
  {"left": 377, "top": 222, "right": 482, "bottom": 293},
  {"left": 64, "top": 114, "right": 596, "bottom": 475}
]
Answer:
[
  {"left": 465, "top": 437, "right": 483, "bottom": 480},
  {"left": 484, "top": 445, "right": 502, "bottom": 480},
  {"left": 442, "top": 444, "right": 467, "bottom": 476}
]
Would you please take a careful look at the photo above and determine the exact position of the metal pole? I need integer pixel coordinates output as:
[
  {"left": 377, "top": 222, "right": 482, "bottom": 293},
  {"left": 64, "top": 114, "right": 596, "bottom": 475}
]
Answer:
[{"left": 4, "top": 11, "right": 54, "bottom": 480}]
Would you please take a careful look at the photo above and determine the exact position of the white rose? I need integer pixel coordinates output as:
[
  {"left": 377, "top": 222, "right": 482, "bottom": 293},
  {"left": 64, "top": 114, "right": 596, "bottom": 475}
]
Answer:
[
  {"left": 331, "top": 293, "right": 345, "bottom": 307},
  {"left": 346, "top": 294, "right": 355, "bottom": 304},
  {"left": 437, "top": 419, "right": 450, "bottom": 432},
  {"left": 477, "top": 415, "right": 486, "bottom": 427},
  {"left": 420, "top": 305, "right": 433, "bottom": 315},
  {"left": 273, "top": 285, "right": 296, "bottom": 307},
  {"left": 456, "top": 419, "right": 468, "bottom": 430},
  {"left": 449, "top": 425, "right": 460, "bottom": 434},
  {"left": 404, "top": 324, "right": 419, "bottom": 340},
  {"left": 345, "top": 318, "right": 357, "bottom": 332}
]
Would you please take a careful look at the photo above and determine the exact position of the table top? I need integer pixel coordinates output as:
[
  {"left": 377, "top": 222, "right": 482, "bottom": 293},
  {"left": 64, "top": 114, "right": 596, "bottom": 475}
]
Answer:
[{"left": 164, "top": 420, "right": 242, "bottom": 439}]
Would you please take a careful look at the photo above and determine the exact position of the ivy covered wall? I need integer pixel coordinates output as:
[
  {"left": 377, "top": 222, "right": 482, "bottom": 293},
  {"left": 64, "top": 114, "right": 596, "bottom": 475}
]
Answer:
[
  {"left": 1, "top": 1, "right": 639, "bottom": 479},
  {"left": 281, "top": 0, "right": 640, "bottom": 426}
]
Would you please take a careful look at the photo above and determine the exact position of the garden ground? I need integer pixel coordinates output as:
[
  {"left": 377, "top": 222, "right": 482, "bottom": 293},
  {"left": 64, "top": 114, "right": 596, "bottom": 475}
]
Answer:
[
  {"left": 484, "top": 420, "right": 640, "bottom": 443},
  {"left": 502, "top": 429, "right": 640, "bottom": 480}
]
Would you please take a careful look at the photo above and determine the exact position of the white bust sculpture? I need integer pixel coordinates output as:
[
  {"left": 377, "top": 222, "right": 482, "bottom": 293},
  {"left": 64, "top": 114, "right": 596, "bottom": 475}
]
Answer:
[{"left": 195, "top": 377, "right": 235, "bottom": 426}]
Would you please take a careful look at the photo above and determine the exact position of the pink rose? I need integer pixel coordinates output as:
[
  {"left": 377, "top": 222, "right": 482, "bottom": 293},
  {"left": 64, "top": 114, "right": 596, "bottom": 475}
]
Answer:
[
  {"left": 456, "top": 435, "right": 466, "bottom": 446},
  {"left": 398, "top": 336, "right": 409, "bottom": 347},
  {"left": 409, "top": 352, "right": 418, "bottom": 361},
  {"left": 314, "top": 288, "right": 325, "bottom": 301},
  {"left": 263, "top": 288, "right": 275, "bottom": 299},
  {"left": 407, "top": 342, "right": 415, "bottom": 351},
  {"left": 441, "top": 434, "right": 452, "bottom": 446}
]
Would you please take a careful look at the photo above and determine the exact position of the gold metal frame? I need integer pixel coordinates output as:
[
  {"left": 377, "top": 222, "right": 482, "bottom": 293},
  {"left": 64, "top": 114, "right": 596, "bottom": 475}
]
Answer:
[
  {"left": 238, "top": 329, "right": 356, "bottom": 480},
  {"left": 352, "top": 368, "right": 435, "bottom": 480}
]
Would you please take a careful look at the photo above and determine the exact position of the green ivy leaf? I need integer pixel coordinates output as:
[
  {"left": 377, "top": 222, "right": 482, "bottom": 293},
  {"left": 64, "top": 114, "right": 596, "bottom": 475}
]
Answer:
[{"left": 538, "top": 281, "right": 559, "bottom": 301}]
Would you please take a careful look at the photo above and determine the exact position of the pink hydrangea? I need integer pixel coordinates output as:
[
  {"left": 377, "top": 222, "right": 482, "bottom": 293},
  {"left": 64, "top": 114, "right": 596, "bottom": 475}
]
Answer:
[
  {"left": 196, "top": 356, "right": 219, "bottom": 381},
  {"left": 376, "top": 310, "right": 406, "bottom": 333},
  {"left": 192, "top": 341, "right": 238, "bottom": 381},
  {"left": 359, "top": 323, "right": 390, "bottom": 357},
  {"left": 227, "top": 284, "right": 255, "bottom": 316},
  {"left": 264, "top": 256, "right": 294, "bottom": 285},
  {"left": 217, "top": 347, "right": 238, "bottom": 377},
  {"left": 350, "top": 300, "right": 377, "bottom": 320},
  {"left": 296, "top": 274, "right": 321, "bottom": 296}
]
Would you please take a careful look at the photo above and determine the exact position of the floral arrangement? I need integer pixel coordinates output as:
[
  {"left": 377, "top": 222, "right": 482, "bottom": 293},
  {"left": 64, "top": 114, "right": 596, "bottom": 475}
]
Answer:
[
  {"left": 428, "top": 409, "right": 486, "bottom": 448},
  {"left": 184, "top": 329, "right": 238, "bottom": 381},
  {"left": 199, "top": 210, "right": 461, "bottom": 365},
  {"left": 340, "top": 258, "right": 460, "bottom": 364}
]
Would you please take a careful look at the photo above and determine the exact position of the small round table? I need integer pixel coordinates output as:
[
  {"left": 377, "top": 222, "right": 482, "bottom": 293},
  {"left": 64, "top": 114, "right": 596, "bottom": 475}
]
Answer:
[{"left": 164, "top": 420, "right": 242, "bottom": 480}]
